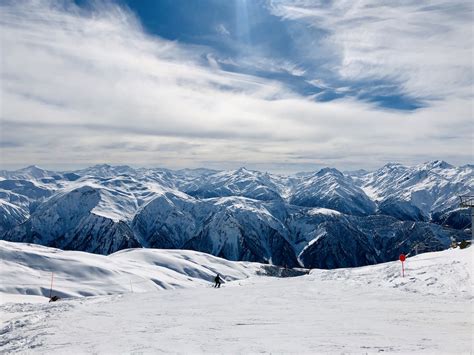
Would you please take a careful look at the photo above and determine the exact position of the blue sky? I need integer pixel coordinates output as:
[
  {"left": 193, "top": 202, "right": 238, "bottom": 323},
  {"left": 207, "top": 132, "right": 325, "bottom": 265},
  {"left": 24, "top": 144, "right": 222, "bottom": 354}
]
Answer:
[
  {"left": 0, "top": 0, "right": 472, "bottom": 172},
  {"left": 78, "top": 0, "right": 423, "bottom": 110}
]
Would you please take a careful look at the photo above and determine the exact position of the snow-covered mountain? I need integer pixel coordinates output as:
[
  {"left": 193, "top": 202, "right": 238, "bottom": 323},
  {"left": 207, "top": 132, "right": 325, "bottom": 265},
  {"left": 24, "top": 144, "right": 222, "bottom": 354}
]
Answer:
[
  {"left": 0, "top": 165, "right": 57, "bottom": 180},
  {"left": 289, "top": 167, "right": 376, "bottom": 215},
  {"left": 183, "top": 167, "right": 284, "bottom": 201},
  {"left": 3, "top": 186, "right": 140, "bottom": 254},
  {"left": 349, "top": 160, "right": 473, "bottom": 228},
  {"left": 0, "top": 161, "right": 471, "bottom": 268},
  {"left": 132, "top": 192, "right": 297, "bottom": 266}
]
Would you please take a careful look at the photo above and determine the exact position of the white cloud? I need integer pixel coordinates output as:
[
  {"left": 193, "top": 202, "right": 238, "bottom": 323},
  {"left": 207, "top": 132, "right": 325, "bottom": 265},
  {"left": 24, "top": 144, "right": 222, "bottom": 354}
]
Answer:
[
  {"left": 0, "top": 0, "right": 472, "bottom": 172},
  {"left": 270, "top": 0, "right": 473, "bottom": 101},
  {"left": 216, "top": 23, "right": 230, "bottom": 36}
]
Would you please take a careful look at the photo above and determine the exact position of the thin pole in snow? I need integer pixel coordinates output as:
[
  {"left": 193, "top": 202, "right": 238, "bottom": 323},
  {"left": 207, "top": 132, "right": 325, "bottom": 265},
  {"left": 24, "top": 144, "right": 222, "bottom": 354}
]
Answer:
[
  {"left": 130, "top": 280, "right": 133, "bottom": 293},
  {"left": 49, "top": 272, "right": 54, "bottom": 299},
  {"left": 399, "top": 254, "right": 406, "bottom": 278}
]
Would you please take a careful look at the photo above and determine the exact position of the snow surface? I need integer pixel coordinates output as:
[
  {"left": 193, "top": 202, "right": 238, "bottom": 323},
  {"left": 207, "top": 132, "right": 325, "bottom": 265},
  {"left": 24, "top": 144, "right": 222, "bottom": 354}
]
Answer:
[
  {"left": 308, "top": 207, "right": 342, "bottom": 216},
  {"left": 0, "top": 241, "right": 262, "bottom": 301},
  {"left": 0, "top": 241, "right": 472, "bottom": 353}
]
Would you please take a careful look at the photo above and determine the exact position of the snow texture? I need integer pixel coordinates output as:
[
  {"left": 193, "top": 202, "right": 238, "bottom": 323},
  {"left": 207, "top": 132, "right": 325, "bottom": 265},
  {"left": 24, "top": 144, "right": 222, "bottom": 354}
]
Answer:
[{"left": 0, "top": 241, "right": 472, "bottom": 353}]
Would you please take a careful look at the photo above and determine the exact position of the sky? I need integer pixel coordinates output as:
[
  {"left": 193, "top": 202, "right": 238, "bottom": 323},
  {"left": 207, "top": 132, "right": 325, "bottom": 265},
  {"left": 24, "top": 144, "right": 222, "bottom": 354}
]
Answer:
[{"left": 0, "top": 0, "right": 472, "bottom": 173}]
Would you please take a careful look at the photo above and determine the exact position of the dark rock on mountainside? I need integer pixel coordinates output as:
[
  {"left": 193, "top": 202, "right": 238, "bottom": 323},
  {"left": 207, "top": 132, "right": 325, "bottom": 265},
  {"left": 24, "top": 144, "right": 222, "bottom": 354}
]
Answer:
[{"left": 0, "top": 161, "right": 472, "bottom": 268}]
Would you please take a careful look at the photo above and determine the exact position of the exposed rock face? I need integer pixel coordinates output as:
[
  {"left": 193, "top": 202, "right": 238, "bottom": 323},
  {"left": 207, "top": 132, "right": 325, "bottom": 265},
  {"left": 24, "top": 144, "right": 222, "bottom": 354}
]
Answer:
[
  {"left": 3, "top": 186, "right": 140, "bottom": 254},
  {"left": 1, "top": 162, "right": 472, "bottom": 268}
]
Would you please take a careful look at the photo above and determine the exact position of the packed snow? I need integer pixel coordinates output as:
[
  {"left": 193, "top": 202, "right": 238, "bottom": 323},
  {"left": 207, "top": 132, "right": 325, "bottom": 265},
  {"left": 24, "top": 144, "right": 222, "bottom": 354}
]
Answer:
[{"left": 0, "top": 241, "right": 472, "bottom": 353}]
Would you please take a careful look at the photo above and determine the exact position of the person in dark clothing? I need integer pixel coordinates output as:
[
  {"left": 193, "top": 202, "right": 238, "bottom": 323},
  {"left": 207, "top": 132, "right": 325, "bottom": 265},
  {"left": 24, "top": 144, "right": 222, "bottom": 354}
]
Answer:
[{"left": 214, "top": 274, "right": 222, "bottom": 288}]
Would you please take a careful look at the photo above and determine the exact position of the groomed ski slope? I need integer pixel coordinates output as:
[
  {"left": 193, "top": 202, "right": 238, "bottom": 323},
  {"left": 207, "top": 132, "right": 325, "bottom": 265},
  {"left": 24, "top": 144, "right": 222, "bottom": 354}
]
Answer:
[{"left": 0, "top": 242, "right": 472, "bottom": 353}]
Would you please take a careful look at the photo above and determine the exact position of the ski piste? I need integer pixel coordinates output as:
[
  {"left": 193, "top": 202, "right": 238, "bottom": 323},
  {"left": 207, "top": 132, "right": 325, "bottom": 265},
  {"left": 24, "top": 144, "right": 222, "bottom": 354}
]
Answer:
[{"left": 1, "top": 241, "right": 472, "bottom": 353}]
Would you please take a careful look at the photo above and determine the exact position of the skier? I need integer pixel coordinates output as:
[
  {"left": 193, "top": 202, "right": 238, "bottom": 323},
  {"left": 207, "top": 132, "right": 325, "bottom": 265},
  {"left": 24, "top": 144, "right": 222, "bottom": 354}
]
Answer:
[
  {"left": 49, "top": 295, "right": 60, "bottom": 302},
  {"left": 214, "top": 274, "right": 222, "bottom": 288}
]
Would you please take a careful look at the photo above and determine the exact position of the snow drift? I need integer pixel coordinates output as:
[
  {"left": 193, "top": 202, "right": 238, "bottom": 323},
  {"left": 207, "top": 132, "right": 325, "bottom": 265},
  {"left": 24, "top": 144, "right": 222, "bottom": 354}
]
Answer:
[{"left": 0, "top": 241, "right": 265, "bottom": 303}]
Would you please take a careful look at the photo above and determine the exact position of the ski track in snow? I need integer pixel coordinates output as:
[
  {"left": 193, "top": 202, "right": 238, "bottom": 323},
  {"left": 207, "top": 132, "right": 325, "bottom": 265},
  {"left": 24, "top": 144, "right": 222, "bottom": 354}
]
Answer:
[
  {"left": 1, "top": 278, "right": 471, "bottom": 353},
  {"left": 0, "top": 246, "right": 472, "bottom": 354}
]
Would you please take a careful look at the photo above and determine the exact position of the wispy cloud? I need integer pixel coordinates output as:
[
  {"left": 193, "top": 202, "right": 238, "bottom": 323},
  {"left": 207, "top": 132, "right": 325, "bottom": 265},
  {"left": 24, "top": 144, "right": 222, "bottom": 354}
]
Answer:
[
  {"left": 270, "top": 0, "right": 473, "bottom": 101},
  {"left": 216, "top": 23, "right": 230, "bottom": 36},
  {"left": 0, "top": 0, "right": 472, "bottom": 172}
]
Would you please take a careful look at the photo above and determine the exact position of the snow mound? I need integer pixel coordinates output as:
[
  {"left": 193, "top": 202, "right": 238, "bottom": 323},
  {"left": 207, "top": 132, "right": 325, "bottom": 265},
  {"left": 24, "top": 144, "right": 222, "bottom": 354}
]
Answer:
[
  {"left": 309, "top": 247, "right": 473, "bottom": 299},
  {"left": 1, "top": 240, "right": 471, "bottom": 305},
  {"left": 0, "top": 241, "right": 263, "bottom": 303}
]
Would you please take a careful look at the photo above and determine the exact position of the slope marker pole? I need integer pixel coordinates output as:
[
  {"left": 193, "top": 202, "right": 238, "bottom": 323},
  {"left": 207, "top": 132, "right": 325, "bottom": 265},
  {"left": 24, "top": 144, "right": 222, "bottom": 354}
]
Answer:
[
  {"left": 399, "top": 254, "right": 406, "bottom": 278},
  {"left": 49, "top": 272, "right": 54, "bottom": 299}
]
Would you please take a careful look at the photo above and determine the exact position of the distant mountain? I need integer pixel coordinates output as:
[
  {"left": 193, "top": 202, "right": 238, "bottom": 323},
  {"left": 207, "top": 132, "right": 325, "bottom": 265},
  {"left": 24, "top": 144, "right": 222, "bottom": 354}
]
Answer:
[
  {"left": 3, "top": 186, "right": 140, "bottom": 254},
  {"left": 289, "top": 167, "right": 376, "bottom": 216},
  {"left": 183, "top": 167, "right": 284, "bottom": 201},
  {"left": 348, "top": 160, "right": 473, "bottom": 228},
  {"left": 74, "top": 164, "right": 137, "bottom": 178},
  {"left": 0, "top": 161, "right": 471, "bottom": 268},
  {"left": 0, "top": 165, "right": 56, "bottom": 180}
]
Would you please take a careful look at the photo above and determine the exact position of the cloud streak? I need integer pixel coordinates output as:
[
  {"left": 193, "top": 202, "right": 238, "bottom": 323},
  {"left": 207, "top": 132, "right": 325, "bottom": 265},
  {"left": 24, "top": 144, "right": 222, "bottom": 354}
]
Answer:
[
  {"left": 0, "top": 0, "right": 472, "bottom": 172},
  {"left": 270, "top": 0, "right": 473, "bottom": 101}
]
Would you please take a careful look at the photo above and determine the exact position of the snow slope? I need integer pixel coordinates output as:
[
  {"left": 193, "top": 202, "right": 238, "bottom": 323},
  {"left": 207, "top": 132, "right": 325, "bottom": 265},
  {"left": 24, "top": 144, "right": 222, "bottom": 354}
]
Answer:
[
  {"left": 0, "top": 241, "right": 263, "bottom": 302},
  {"left": 0, "top": 242, "right": 472, "bottom": 353}
]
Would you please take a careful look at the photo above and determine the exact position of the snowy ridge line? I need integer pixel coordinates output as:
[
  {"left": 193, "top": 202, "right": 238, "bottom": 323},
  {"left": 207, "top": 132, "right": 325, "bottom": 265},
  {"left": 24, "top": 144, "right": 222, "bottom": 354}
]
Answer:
[
  {"left": 0, "top": 241, "right": 264, "bottom": 303},
  {"left": 308, "top": 247, "right": 473, "bottom": 300},
  {"left": 0, "top": 161, "right": 472, "bottom": 269}
]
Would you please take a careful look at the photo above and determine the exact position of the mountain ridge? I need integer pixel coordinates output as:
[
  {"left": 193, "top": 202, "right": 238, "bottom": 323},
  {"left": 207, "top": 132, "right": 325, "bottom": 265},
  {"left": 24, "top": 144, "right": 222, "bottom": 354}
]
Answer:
[{"left": 1, "top": 161, "right": 471, "bottom": 269}]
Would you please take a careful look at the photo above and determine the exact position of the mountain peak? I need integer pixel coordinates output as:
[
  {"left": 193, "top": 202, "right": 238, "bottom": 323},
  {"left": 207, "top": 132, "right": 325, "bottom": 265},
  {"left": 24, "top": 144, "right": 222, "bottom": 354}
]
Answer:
[
  {"left": 235, "top": 167, "right": 251, "bottom": 174},
  {"left": 422, "top": 160, "right": 453, "bottom": 170},
  {"left": 13, "top": 165, "right": 52, "bottom": 179},
  {"left": 21, "top": 165, "right": 46, "bottom": 172},
  {"left": 92, "top": 164, "right": 112, "bottom": 169},
  {"left": 315, "top": 167, "right": 343, "bottom": 177},
  {"left": 382, "top": 162, "right": 404, "bottom": 169}
]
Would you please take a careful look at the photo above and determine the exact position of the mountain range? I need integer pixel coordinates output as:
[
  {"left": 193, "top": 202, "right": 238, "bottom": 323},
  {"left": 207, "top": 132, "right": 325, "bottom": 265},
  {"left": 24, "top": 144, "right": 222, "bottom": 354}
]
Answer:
[{"left": 0, "top": 160, "right": 472, "bottom": 268}]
